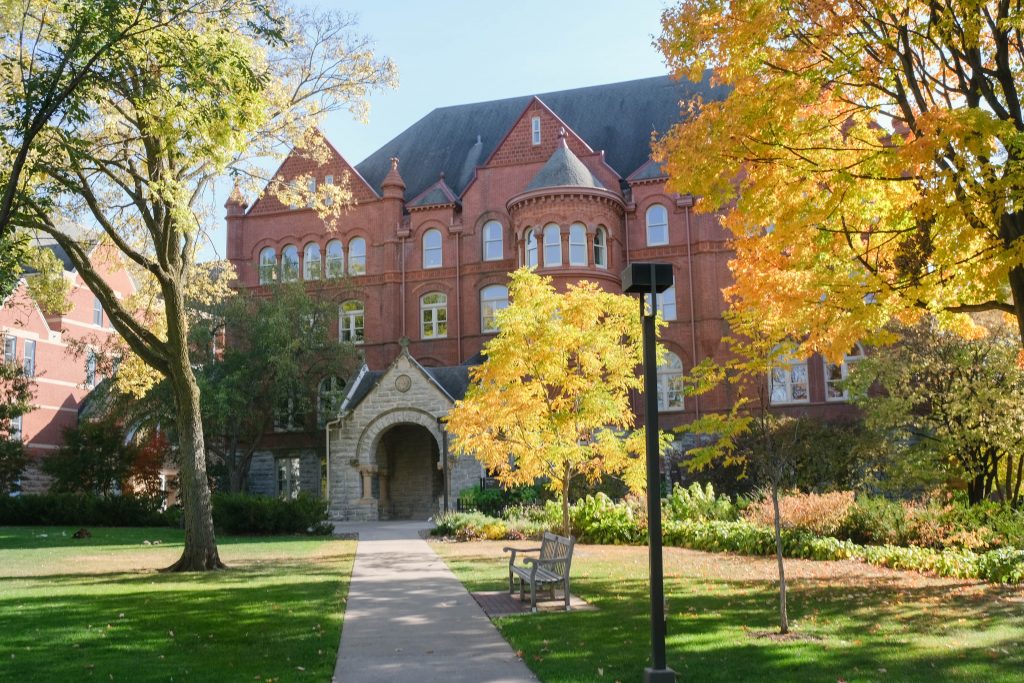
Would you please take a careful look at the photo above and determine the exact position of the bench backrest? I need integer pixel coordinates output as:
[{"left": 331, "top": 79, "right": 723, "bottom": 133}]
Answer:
[{"left": 539, "top": 531, "right": 575, "bottom": 577}]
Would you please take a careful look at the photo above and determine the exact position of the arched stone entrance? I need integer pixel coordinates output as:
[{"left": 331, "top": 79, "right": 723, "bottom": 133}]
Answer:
[{"left": 375, "top": 423, "right": 443, "bottom": 520}]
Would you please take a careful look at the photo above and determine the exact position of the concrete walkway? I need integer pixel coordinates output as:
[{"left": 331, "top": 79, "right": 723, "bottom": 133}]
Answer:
[{"left": 332, "top": 521, "right": 537, "bottom": 683}]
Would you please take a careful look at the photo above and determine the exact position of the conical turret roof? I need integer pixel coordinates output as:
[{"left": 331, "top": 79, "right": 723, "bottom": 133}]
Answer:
[{"left": 523, "top": 134, "right": 605, "bottom": 192}]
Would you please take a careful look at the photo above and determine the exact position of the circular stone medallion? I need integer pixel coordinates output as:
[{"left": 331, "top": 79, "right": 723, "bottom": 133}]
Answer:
[{"left": 395, "top": 374, "right": 412, "bottom": 393}]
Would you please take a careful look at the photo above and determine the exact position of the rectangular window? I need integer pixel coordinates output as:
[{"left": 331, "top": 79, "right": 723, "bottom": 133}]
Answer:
[
  {"left": 324, "top": 175, "right": 334, "bottom": 205},
  {"left": 85, "top": 351, "right": 96, "bottom": 389},
  {"left": 531, "top": 116, "right": 541, "bottom": 145},
  {"left": 307, "top": 178, "right": 316, "bottom": 207},
  {"left": 770, "top": 362, "right": 809, "bottom": 404},
  {"left": 276, "top": 457, "right": 301, "bottom": 499},
  {"left": 93, "top": 297, "right": 103, "bottom": 326},
  {"left": 10, "top": 415, "right": 22, "bottom": 441},
  {"left": 3, "top": 335, "right": 15, "bottom": 364},
  {"left": 340, "top": 302, "right": 364, "bottom": 344},
  {"left": 23, "top": 339, "right": 35, "bottom": 377},
  {"left": 645, "top": 277, "right": 677, "bottom": 321}
]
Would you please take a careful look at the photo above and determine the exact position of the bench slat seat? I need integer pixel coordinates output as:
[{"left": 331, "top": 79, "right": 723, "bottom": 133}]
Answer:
[{"left": 503, "top": 532, "right": 575, "bottom": 612}]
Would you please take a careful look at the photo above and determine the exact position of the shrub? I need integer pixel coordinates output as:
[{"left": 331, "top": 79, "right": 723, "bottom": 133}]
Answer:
[
  {"left": 837, "top": 495, "right": 911, "bottom": 545},
  {"left": 663, "top": 482, "right": 738, "bottom": 523},
  {"left": 456, "top": 485, "right": 540, "bottom": 517},
  {"left": 743, "top": 490, "right": 855, "bottom": 537},
  {"left": 210, "top": 493, "right": 329, "bottom": 535},
  {"left": 0, "top": 493, "right": 169, "bottom": 526},
  {"left": 567, "top": 493, "right": 645, "bottom": 544}
]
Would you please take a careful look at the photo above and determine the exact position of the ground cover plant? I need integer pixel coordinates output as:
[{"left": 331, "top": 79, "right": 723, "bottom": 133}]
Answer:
[
  {"left": 434, "top": 539, "right": 1024, "bottom": 683},
  {"left": 0, "top": 527, "right": 354, "bottom": 681}
]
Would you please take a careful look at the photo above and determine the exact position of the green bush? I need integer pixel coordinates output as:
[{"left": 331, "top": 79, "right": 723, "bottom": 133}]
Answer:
[
  {"left": 566, "top": 493, "right": 645, "bottom": 545},
  {"left": 663, "top": 482, "right": 739, "bottom": 523},
  {"left": 210, "top": 493, "right": 330, "bottom": 535},
  {"left": 837, "top": 495, "right": 911, "bottom": 546},
  {"left": 457, "top": 485, "right": 540, "bottom": 517},
  {"left": 0, "top": 493, "right": 169, "bottom": 526}
]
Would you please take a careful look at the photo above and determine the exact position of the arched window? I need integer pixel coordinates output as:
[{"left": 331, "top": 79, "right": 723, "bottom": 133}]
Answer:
[
  {"left": 317, "top": 375, "right": 346, "bottom": 427},
  {"left": 339, "top": 300, "right": 364, "bottom": 344},
  {"left": 525, "top": 228, "right": 538, "bottom": 268},
  {"left": 568, "top": 223, "right": 587, "bottom": 266},
  {"left": 281, "top": 245, "right": 299, "bottom": 282},
  {"left": 325, "top": 240, "right": 344, "bottom": 279},
  {"left": 770, "top": 348, "right": 809, "bottom": 404},
  {"left": 259, "top": 247, "right": 277, "bottom": 284},
  {"left": 594, "top": 226, "right": 608, "bottom": 268},
  {"left": 303, "top": 242, "right": 321, "bottom": 280},
  {"left": 646, "top": 204, "right": 669, "bottom": 246},
  {"left": 543, "top": 224, "right": 561, "bottom": 267},
  {"left": 482, "top": 220, "right": 503, "bottom": 261},
  {"left": 423, "top": 229, "right": 442, "bottom": 268},
  {"left": 348, "top": 237, "right": 366, "bottom": 275},
  {"left": 824, "top": 343, "right": 866, "bottom": 401},
  {"left": 657, "top": 351, "right": 685, "bottom": 412},
  {"left": 480, "top": 284, "right": 509, "bottom": 333},
  {"left": 420, "top": 292, "right": 448, "bottom": 339}
]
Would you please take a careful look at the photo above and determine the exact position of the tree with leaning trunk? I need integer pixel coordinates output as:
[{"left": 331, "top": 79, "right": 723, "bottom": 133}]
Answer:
[{"left": 4, "top": 2, "right": 395, "bottom": 570}]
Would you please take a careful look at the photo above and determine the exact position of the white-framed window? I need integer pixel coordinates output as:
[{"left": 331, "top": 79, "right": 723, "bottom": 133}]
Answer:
[
  {"left": 281, "top": 245, "right": 299, "bottom": 282},
  {"left": 349, "top": 237, "right": 366, "bottom": 275},
  {"left": 423, "top": 229, "right": 442, "bottom": 268},
  {"left": 92, "top": 296, "right": 103, "bottom": 326},
  {"left": 482, "top": 220, "right": 503, "bottom": 261},
  {"left": 3, "top": 335, "right": 15, "bottom": 364},
  {"left": 824, "top": 344, "right": 866, "bottom": 401},
  {"left": 325, "top": 240, "right": 344, "bottom": 279},
  {"left": 10, "top": 415, "right": 22, "bottom": 442},
  {"left": 568, "top": 223, "right": 587, "bottom": 266},
  {"left": 276, "top": 457, "right": 300, "bottom": 499},
  {"left": 646, "top": 204, "right": 669, "bottom": 246},
  {"left": 317, "top": 376, "right": 346, "bottom": 427},
  {"left": 259, "top": 247, "right": 277, "bottom": 284},
  {"left": 770, "top": 352, "right": 810, "bottom": 404},
  {"left": 531, "top": 116, "right": 541, "bottom": 145},
  {"left": 324, "top": 175, "right": 334, "bottom": 206},
  {"left": 658, "top": 351, "right": 685, "bottom": 412},
  {"left": 420, "top": 292, "right": 447, "bottom": 339},
  {"left": 525, "top": 228, "right": 538, "bottom": 268},
  {"left": 22, "top": 339, "right": 35, "bottom": 378},
  {"left": 303, "top": 242, "right": 321, "bottom": 280},
  {"left": 339, "top": 300, "right": 364, "bottom": 344},
  {"left": 480, "top": 285, "right": 509, "bottom": 334},
  {"left": 645, "top": 275, "right": 677, "bottom": 321},
  {"left": 594, "top": 226, "right": 608, "bottom": 268},
  {"left": 85, "top": 350, "right": 97, "bottom": 389},
  {"left": 543, "top": 224, "right": 561, "bottom": 267}
]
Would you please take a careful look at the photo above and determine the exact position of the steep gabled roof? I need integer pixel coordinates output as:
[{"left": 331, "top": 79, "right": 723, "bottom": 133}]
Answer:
[
  {"left": 408, "top": 176, "right": 460, "bottom": 210},
  {"left": 354, "top": 74, "right": 726, "bottom": 201}
]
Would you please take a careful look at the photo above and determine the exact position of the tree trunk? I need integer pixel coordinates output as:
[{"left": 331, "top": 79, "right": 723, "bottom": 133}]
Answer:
[
  {"left": 1000, "top": 212, "right": 1024, "bottom": 346},
  {"left": 771, "top": 482, "right": 789, "bottom": 635},
  {"left": 161, "top": 282, "right": 224, "bottom": 572}
]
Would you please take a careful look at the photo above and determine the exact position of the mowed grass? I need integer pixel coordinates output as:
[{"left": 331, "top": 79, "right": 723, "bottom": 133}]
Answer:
[
  {"left": 433, "top": 540, "right": 1024, "bottom": 683},
  {"left": 0, "top": 526, "right": 355, "bottom": 682}
]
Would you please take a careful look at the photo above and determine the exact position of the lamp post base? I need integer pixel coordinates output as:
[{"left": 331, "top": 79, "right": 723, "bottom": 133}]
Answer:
[{"left": 643, "top": 667, "right": 677, "bottom": 683}]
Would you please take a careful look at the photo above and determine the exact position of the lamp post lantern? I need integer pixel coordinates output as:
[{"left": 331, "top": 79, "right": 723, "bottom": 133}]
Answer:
[{"left": 622, "top": 262, "right": 677, "bottom": 683}]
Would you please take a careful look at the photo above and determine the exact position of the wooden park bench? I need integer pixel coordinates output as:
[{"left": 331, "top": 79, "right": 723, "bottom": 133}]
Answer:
[{"left": 504, "top": 532, "right": 575, "bottom": 612}]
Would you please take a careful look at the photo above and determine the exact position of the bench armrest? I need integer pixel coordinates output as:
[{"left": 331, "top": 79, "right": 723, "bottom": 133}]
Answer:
[{"left": 504, "top": 546, "right": 541, "bottom": 565}]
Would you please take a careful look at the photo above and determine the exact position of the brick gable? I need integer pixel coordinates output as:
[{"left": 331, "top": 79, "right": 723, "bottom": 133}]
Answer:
[{"left": 484, "top": 98, "right": 593, "bottom": 169}]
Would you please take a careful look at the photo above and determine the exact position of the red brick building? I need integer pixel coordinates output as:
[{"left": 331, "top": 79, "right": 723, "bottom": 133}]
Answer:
[
  {"left": 226, "top": 76, "right": 858, "bottom": 518},
  {"left": 1, "top": 240, "right": 136, "bottom": 492}
]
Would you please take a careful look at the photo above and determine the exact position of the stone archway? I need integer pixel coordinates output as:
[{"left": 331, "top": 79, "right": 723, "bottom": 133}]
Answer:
[{"left": 376, "top": 423, "right": 443, "bottom": 520}]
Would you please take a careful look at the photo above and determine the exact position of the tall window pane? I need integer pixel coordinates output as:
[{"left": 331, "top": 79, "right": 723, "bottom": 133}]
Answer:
[
  {"left": 568, "top": 223, "right": 587, "bottom": 266},
  {"left": 646, "top": 204, "right": 668, "bottom": 246},
  {"left": 423, "top": 229, "right": 442, "bottom": 268},
  {"left": 281, "top": 245, "right": 299, "bottom": 282},
  {"left": 657, "top": 352, "right": 685, "bottom": 411},
  {"left": 770, "top": 351, "right": 809, "bottom": 404},
  {"left": 543, "top": 224, "right": 561, "bottom": 267},
  {"left": 594, "top": 226, "right": 608, "bottom": 268},
  {"left": 326, "top": 240, "right": 344, "bottom": 279},
  {"left": 480, "top": 285, "right": 509, "bottom": 333},
  {"left": 23, "top": 339, "right": 35, "bottom": 378},
  {"left": 349, "top": 238, "right": 366, "bottom": 275},
  {"left": 303, "top": 243, "right": 321, "bottom": 280},
  {"left": 421, "top": 292, "right": 447, "bottom": 339},
  {"left": 3, "top": 335, "right": 16, "bottom": 364},
  {"left": 340, "top": 300, "right": 364, "bottom": 344},
  {"left": 525, "top": 228, "right": 538, "bottom": 268},
  {"left": 93, "top": 296, "right": 103, "bottom": 326},
  {"left": 259, "top": 247, "right": 277, "bottom": 284},
  {"left": 483, "top": 221, "right": 503, "bottom": 261}
]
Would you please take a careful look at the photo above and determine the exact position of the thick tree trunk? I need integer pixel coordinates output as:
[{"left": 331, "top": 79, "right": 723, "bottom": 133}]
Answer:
[
  {"left": 771, "top": 482, "right": 789, "bottom": 635},
  {"left": 999, "top": 212, "right": 1024, "bottom": 346},
  {"left": 161, "top": 281, "right": 224, "bottom": 572}
]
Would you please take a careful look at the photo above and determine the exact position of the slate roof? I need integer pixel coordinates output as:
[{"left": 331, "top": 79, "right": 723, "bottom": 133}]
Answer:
[
  {"left": 524, "top": 142, "right": 606, "bottom": 192},
  {"left": 626, "top": 159, "right": 668, "bottom": 182},
  {"left": 339, "top": 368, "right": 383, "bottom": 413},
  {"left": 408, "top": 177, "right": 460, "bottom": 209},
  {"left": 423, "top": 365, "right": 473, "bottom": 402},
  {"left": 353, "top": 73, "right": 725, "bottom": 202},
  {"left": 338, "top": 359, "right": 480, "bottom": 413}
]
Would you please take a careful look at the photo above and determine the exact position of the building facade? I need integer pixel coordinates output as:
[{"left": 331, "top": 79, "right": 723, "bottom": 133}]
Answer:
[{"left": 226, "top": 76, "right": 857, "bottom": 520}]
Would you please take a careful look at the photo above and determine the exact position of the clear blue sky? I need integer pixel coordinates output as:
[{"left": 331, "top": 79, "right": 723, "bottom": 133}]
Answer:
[{"left": 200, "top": 0, "right": 672, "bottom": 260}]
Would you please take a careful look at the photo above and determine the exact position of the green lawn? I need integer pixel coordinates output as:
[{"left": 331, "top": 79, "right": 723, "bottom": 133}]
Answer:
[
  {"left": 433, "top": 540, "right": 1024, "bottom": 683},
  {"left": 0, "top": 526, "right": 355, "bottom": 682}
]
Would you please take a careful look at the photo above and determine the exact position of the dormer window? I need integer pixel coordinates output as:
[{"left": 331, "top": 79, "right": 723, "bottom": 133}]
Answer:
[{"left": 531, "top": 116, "right": 541, "bottom": 145}]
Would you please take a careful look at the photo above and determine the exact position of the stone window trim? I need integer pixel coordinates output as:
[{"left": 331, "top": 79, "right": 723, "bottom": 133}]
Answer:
[
  {"left": 480, "top": 284, "right": 509, "bottom": 334},
  {"left": 824, "top": 343, "right": 866, "bottom": 402},
  {"left": 303, "top": 242, "right": 322, "bottom": 281},
  {"left": 769, "top": 350, "right": 810, "bottom": 405},
  {"left": 258, "top": 246, "right": 277, "bottom": 284},
  {"left": 339, "top": 299, "right": 364, "bottom": 345},
  {"left": 422, "top": 228, "right": 443, "bottom": 269},
  {"left": 420, "top": 291, "right": 448, "bottom": 339},
  {"left": 482, "top": 220, "right": 504, "bottom": 261},
  {"left": 645, "top": 203, "right": 669, "bottom": 247},
  {"left": 542, "top": 223, "right": 562, "bottom": 267}
]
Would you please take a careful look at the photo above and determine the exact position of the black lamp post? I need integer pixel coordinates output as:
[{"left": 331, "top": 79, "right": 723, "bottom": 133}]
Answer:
[{"left": 622, "top": 262, "right": 677, "bottom": 683}]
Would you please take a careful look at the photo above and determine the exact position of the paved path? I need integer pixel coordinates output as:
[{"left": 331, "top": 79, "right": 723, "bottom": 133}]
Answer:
[{"left": 332, "top": 521, "right": 537, "bottom": 683}]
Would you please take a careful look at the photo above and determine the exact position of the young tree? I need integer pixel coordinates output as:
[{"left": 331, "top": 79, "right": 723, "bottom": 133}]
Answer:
[
  {"left": 0, "top": 360, "right": 34, "bottom": 493},
  {"left": 656, "top": 1, "right": 1024, "bottom": 353},
  {"left": 193, "top": 283, "right": 358, "bottom": 493},
  {"left": 849, "top": 318, "right": 1024, "bottom": 506},
  {"left": 446, "top": 268, "right": 669, "bottom": 535},
  {"left": 3, "top": 3, "right": 395, "bottom": 570},
  {"left": 43, "top": 416, "right": 159, "bottom": 496}
]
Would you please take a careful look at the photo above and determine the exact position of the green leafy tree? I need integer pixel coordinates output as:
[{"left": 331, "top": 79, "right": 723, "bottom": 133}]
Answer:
[
  {"left": 0, "top": 360, "right": 34, "bottom": 493},
  {"left": 43, "top": 417, "right": 158, "bottom": 496},
  {"left": 446, "top": 268, "right": 670, "bottom": 535},
  {"left": 2, "top": 2, "right": 395, "bottom": 570},
  {"left": 849, "top": 318, "right": 1024, "bottom": 507}
]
